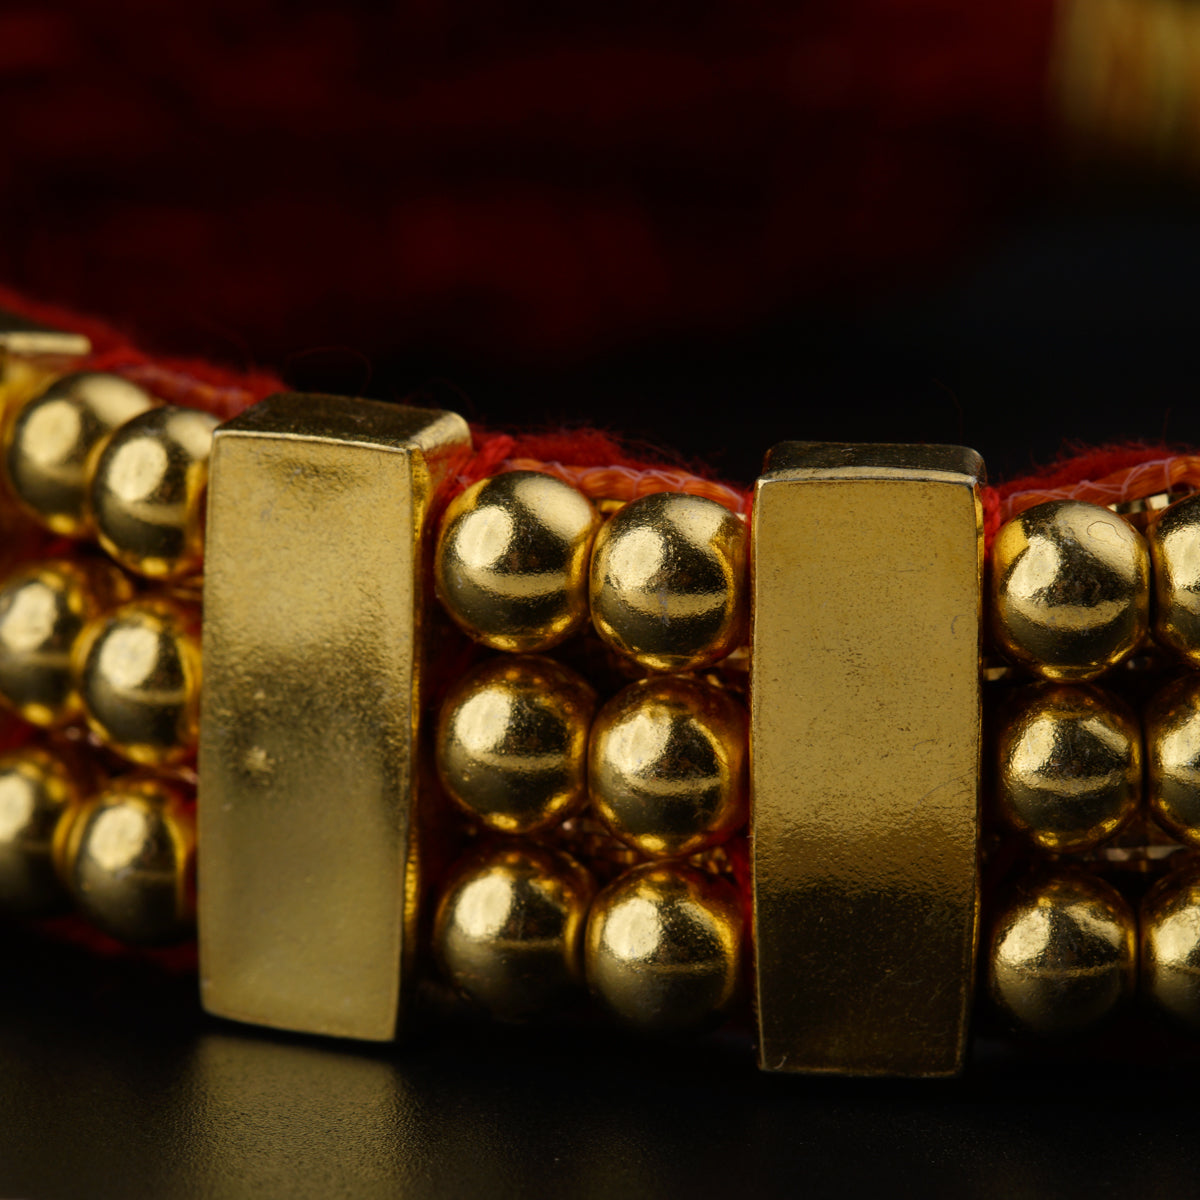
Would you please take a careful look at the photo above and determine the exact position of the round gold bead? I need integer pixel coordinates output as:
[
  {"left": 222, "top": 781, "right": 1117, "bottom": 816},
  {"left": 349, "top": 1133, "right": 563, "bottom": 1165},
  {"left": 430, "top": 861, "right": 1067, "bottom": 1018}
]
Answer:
[
  {"left": 433, "top": 842, "right": 594, "bottom": 1019},
  {"left": 995, "top": 683, "right": 1140, "bottom": 852},
  {"left": 74, "top": 597, "right": 201, "bottom": 765},
  {"left": 1141, "top": 863, "right": 1200, "bottom": 1029},
  {"left": 1151, "top": 492, "right": 1200, "bottom": 664},
  {"left": 989, "top": 500, "right": 1149, "bottom": 679},
  {"left": 1145, "top": 674, "right": 1200, "bottom": 846},
  {"left": 0, "top": 745, "right": 87, "bottom": 914},
  {"left": 987, "top": 868, "right": 1136, "bottom": 1036},
  {"left": 589, "top": 675, "right": 747, "bottom": 859},
  {"left": 435, "top": 471, "right": 601, "bottom": 652},
  {"left": 90, "top": 405, "right": 219, "bottom": 580},
  {"left": 4, "top": 372, "right": 156, "bottom": 536},
  {"left": 61, "top": 775, "right": 195, "bottom": 944},
  {"left": 436, "top": 655, "right": 596, "bottom": 834},
  {"left": 585, "top": 862, "right": 743, "bottom": 1033},
  {"left": 589, "top": 492, "right": 747, "bottom": 672},
  {"left": 0, "top": 558, "right": 134, "bottom": 727}
]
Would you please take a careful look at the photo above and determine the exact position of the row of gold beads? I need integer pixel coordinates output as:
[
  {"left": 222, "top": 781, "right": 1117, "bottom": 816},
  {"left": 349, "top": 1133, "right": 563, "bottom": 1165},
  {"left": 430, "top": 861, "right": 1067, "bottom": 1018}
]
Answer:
[
  {"left": 0, "top": 370, "right": 214, "bottom": 945},
  {"left": 429, "top": 471, "right": 748, "bottom": 1031},
  {"left": 989, "top": 493, "right": 1200, "bottom": 678}
]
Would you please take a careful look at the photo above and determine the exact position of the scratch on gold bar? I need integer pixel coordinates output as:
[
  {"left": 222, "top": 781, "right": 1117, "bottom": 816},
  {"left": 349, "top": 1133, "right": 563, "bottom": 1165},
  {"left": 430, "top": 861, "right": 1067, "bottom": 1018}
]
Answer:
[
  {"left": 198, "top": 394, "right": 470, "bottom": 1040},
  {"left": 751, "top": 442, "right": 983, "bottom": 1076}
]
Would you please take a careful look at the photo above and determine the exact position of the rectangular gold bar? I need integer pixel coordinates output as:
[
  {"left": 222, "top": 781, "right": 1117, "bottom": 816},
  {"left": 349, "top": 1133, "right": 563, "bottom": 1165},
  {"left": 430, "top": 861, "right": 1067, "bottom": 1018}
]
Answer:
[
  {"left": 198, "top": 393, "right": 470, "bottom": 1040},
  {"left": 751, "top": 442, "right": 983, "bottom": 1076}
]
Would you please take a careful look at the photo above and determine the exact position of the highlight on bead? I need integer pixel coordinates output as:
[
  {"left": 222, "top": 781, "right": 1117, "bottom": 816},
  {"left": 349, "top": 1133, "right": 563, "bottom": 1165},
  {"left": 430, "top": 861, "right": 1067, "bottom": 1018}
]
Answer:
[
  {"left": 1146, "top": 674, "right": 1200, "bottom": 847},
  {"left": 1150, "top": 491, "right": 1200, "bottom": 666},
  {"left": 73, "top": 597, "right": 202, "bottom": 765},
  {"left": 435, "top": 470, "right": 601, "bottom": 653},
  {"left": 0, "top": 558, "right": 133, "bottom": 727},
  {"left": 989, "top": 499, "right": 1149, "bottom": 680},
  {"left": 4, "top": 371, "right": 156, "bottom": 537},
  {"left": 585, "top": 861, "right": 743, "bottom": 1033},
  {"left": 0, "top": 744, "right": 87, "bottom": 915},
  {"left": 589, "top": 674, "right": 747, "bottom": 859},
  {"left": 432, "top": 842, "right": 594, "bottom": 1019},
  {"left": 60, "top": 775, "right": 195, "bottom": 945},
  {"left": 90, "top": 404, "right": 219, "bottom": 580},
  {"left": 589, "top": 491, "right": 748, "bottom": 672},
  {"left": 1141, "top": 863, "right": 1200, "bottom": 1030},
  {"left": 436, "top": 654, "right": 597, "bottom": 834},
  {"left": 994, "top": 683, "right": 1140, "bottom": 852},
  {"left": 987, "top": 868, "right": 1136, "bottom": 1036}
]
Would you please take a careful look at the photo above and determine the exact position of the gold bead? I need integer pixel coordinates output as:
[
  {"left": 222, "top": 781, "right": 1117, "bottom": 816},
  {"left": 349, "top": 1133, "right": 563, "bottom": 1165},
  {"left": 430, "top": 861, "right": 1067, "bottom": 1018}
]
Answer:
[
  {"left": 585, "top": 862, "right": 743, "bottom": 1033},
  {"left": 432, "top": 842, "right": 594, "bottom": 1019},
  {"left": 987, "top": 868, "right": 1136, "bottom": 1036},
  {"left": 74, "top": 597, "right": 201, "bottom": 765},
  {"left": 590, "top": 492, "right": 747, "bottom": 672},
  {"left": 61, "top": 775, "right": 195, "bottom": 944},
  {"left": 589, "top": 675, "right": 747, "bottom": 858},
  {"left": 0, "top": 558, "right": 133, "bottom": 726},
  {"left": 995, "top": 683, "right": 1140, "bottom": 852},
  {"left": 90, "top": 405, "right": 219, "bottom": 580},
  {"left": 436, "top": 655, "right": 596, "bottom": 834},
  {"left": 1150, "top": 492, "right": 1200, "bottom": 664},
  {"left": 989, "top": 500, "right": 1149, "bottom": 679},
  {"left": 0, "top": 744, "right": 87, "bottom": 914},
  {"left": 1146, "top": 674, "right": 1200, "bottom": 846},
  {"left": 1142, "top": 863, "right": 1200, "bottom": 1029},
  {"left": 435, "top": 471, "right": 600, "bottom": 652},
  {"left": 4, "top": 372, "right": 156, "bottom": 536}
]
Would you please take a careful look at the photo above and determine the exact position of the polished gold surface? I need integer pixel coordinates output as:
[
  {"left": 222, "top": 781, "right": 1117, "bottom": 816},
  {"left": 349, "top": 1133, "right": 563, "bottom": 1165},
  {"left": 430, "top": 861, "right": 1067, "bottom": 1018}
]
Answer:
[
  {"left": 0, "top": 744, "right": 86, "bottom": 914},
  {"left": 74, "top": 596, "right": 201, "bottom": 765},
  {"left": 0, "top": 558, "right": 133, "bottom": 727},
  {"left": 1150, "top": 492, "right": 1200, "bottom": 665},
  {"left": 433, "top": 842, "right": 594, "bottom": 1018},
  {"left": 435, "top": 470, "right": 600, "bottom": 652},
  {"left": 589, "top": 674, "right": 747, "bottom": 858},
  {"left": 751, "top": 441, "right": 983, "bottom": 1077},
  {"left": 585, "top": 862, "right": 743, "bottom": 1033},
  {"left": 4, "top": 371, "right": 156, "bottom": 536},
  {"left": 1142, "top": 863, "right": 1200, "bottom": 1029},
  {"left": 988, "top": 868, "right": 1136, "bottom": 1036},
  {"left": 589, "top": 492, "right": 747, "bottom": 671},
  {"left": 1146, "top": 674, "right": 1200, "bottom": 846},
  {"left": 990, "top": 500, "right": 1149, "bottom": 680},
  {"left": 61, "top": 775, "right": 195, "bottom": 945},
  {"left": 436, "top": 654, "right": 596, "bottom": 835},
  {"left": 199, "top": 394, "right": 470, "bottom": 1040},
  {"left": 91, "top": 405, "right": 219, "bottom": 579},
  {"left": 0, "top": 309, "right": 91, "bottom": 360},
  {"left": 995, "top": 683, "right": 1140, "bottom": 852}
]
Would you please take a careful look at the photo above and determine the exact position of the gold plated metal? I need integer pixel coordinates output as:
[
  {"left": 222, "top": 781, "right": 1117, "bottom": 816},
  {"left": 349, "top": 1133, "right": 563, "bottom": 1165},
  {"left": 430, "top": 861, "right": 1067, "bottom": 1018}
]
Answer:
[
  {"left": 0, "top": 558, "right": 133, "bottom": 727},
  {"left": 90, "top": 405, "right": 220, "bottom": 580},
  {"left": 990, "top": 500, "right": 1149, "bottom": 680},
  {"left": 433, "top": 842, "right": 594, "bottom": 1018},
  {"left": 0, "top": 309, "right": 91, "bottom": 360},
  {"left": 435, "top": 470, "right": 600, "bottom": 652},
  {"left": 589, "top": 674, "right": 747, "bottom": 859},
  {"left": 1141, "top": 863, "right": 1200, "bottom": 1029},
  {"left": 751, "top": 442, "right": 983, "bottom": 1077},
  {"left": 995, "top": 683, "right": 1140, "bottom": 852},
  {"left": 1145, "top": 674, "right": 1200, "bottom": 846},
  {"left": 0, "top": 744, "right": 87, "bottom": 914},
  {"left": 4, "top": 372, "right": 156, "bottom": 536},
  {"left": 61, "top": 775, "right": 195, "bottom": 945},
  {"left": 589, "top": 492, "right": 747, "bottom": 671},
  {"left": 74, "top": 597, "right": 201, "bottom": 765},
  {"left": 436, "top": 654, "right": 596, "bottom": 835},
  {"left": 988, "top": 868, "right": 1136, "bottom": 1036},
  {"left": 198, "top": 393, "right": 470, "bottom": 1041},
  {"left": 585, "top": 862, "right": 743, "bottom": 1033},
  {"left": 1150, "top": 492, "right": 1200, "bottom": 665}
]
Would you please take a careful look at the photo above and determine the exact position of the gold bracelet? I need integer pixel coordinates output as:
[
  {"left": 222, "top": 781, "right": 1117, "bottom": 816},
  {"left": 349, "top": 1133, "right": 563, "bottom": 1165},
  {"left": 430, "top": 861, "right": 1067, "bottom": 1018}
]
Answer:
[{"left": 3, "top": 315, "right": 1200, "bottom": 1079}]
